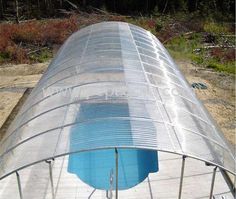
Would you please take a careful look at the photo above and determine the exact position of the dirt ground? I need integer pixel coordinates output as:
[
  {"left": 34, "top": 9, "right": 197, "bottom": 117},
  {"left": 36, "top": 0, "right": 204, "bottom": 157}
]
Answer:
[
  {"left": 177, "top": 60, "right": 235, "bottom": 146},
  {"left": 0, "top": 92, "right": 23, "bottom": 127},
  {"left": 0, "top": 62, "right": 48, "bottom": 87},
  {"left": 0, "top": 60, "right": 235, "bottom": 147},
  {"left": 0, "top": 62, "right": 49, "bottom": 139}
]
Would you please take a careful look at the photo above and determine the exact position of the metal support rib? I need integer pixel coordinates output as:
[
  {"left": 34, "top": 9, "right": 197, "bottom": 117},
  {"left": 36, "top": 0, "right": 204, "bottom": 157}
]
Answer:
[
  {"left": 115, "top": 148, "right": 118, "bottom": 199},
  {"left": 106, "top": 190, "right": 109, "bottom": 199},
  {"left": 178, "top": 155, "right": 186, "bottom": 199},
  {"left": 147, "top": 176, "right": 153, "bottom": 199},
  {"left": 16, "top": 171, "right": 23, "bottom": 199},
  {"left": 219, "top": 168, "right": 235, "bottom": 195},
  {"left": 46, "top": 159, "right": 55, "bottom": 199},
  {"left": 209, "top": 166, "right": 217, "bottom": 199},
  {"left": 88, "top": 189, "right": 96, "bottom": 199}
]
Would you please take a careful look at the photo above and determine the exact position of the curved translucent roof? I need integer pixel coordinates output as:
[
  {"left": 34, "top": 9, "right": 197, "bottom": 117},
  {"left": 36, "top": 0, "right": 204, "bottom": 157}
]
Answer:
[{"left": 0, "top": 22, "right": 235, "bottom": 180}]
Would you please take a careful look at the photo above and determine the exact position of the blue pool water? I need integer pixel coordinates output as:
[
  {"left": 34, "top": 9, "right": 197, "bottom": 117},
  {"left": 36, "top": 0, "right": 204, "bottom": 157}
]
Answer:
[{"left": 68, "top": 103, "right": 158, "bottom": 190}]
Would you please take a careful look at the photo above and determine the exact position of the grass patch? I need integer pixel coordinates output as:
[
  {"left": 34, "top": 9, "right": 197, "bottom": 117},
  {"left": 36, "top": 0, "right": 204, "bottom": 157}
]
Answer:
[
  {"left": 190, "top": 54, "right": 204, "bottom": 65},
  {"left": 0, "top": 52, "right": 10, "bottom": 62},
  {"left": 203, "top": 22, "right": 230, "bottom": 34},
  {"left": 207, "top": 61, "right": 235, "bottom": 74},
  {"left": 29, "top": 48, "right": 53, "bottom": 63},
  {"left": 168, "top": 39, "right": 236, "bottom": 74},
  {"left": 165, "top": 20, "right": 235, "bottom": 74},
  {"left": 165, "top": 33, "right": 202, "bottom": 60}
]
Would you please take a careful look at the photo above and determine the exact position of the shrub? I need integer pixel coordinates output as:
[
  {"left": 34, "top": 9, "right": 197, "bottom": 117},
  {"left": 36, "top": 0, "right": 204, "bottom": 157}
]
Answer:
[
  {"left": 0, "top": 15, "right": 79, "bottom": 63},
  {"left": 207, "top": 61, "right": 235, "bottom": 74},
  {"left": 191, "top": 55, "right": 204, "bottom": 64},
  {"left": 203, "top": 22, "right": 229, "bottom": 34},
  {"left": 210, "top": 48, "right": 235, "bottom": 63}
]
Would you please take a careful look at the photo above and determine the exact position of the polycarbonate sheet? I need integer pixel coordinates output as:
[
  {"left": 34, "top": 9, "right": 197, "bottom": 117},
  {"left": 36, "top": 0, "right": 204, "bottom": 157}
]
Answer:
[{"left": 0, "top": 22, "right": 235, "bottom": 179}]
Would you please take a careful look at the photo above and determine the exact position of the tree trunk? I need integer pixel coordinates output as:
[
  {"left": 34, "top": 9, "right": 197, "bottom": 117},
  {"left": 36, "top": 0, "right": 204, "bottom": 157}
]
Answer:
[
  {"left": 195, "top": 0, "right": 198, "bottom": 10},
  {"left": 212, "top": 0, "right": 217, "bottom": 11},
  {"left": 114, "top": 0, "right": 116, "bottom": 12},
  {"left": 25, "top": 0, "right": 30, "bottom": 18},
  {"left": 0, "top": 0, "right": 3, "bottom": 19},
  {"left": 37, "top": 0, "right": 41, "bottom": 18},
  {"left": 48, "top": 0, "right": 54, "bottom": 15},
  {"left": 15, "top": 0, "right": 19, "bottom": 23},
  {"left": 146, "top": 0, "right": 149, "bottom": 12},
  {"left": 162, "top": 0, "right": 168, "bottom": 13},
  {"left": 59, "top": 0, "right": 63, "bottom": 7},
  {"left": 44, "top": 0, "right": 48, "bottom": 13}
]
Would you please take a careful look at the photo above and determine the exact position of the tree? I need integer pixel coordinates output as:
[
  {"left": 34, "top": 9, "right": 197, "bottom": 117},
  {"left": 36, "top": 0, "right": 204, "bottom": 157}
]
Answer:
[
  {"left": 15, "top": 0, "right": 19, "bottom": 23},
  {"left": 0, "top": 0, "right": 234, "bottom": 21},
  {"left": 0, "top": 0, "right": 3, "bottom": 19}
]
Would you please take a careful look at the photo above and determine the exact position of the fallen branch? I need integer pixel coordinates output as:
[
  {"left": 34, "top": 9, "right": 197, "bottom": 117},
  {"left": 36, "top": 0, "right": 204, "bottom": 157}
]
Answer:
[
  {"left": 19, "top": 18, "right": 37, "bottom": 23},
  {"left": 58, "top": 9, "right": 76, "bottom": 16},
  {"left": 89, "top": 6, "right": 131, "bottom": 18},
  {"left": 202, "top": 45, "right": 235, "bottom": 49},
  {"left": 65, "top": 0, "right": 78, "bottom": 9},
  {"left": 184, "top": 31, "right": 195, "bottom": 36},
  {"left": 91, "top": 7, "right": 109, "bottom": 15},
  {"left": 221, "top": 35, "right": 235, "bottom": 37}
]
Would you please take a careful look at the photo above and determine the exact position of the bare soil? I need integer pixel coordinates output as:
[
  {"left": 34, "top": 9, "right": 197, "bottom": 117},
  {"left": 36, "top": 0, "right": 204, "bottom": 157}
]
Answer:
[
  {"left": 177, "top": 60, "right": 235, "bottom": 146},
  {"left": 0, "top": 61, "right": 49, "bottom": 139}
]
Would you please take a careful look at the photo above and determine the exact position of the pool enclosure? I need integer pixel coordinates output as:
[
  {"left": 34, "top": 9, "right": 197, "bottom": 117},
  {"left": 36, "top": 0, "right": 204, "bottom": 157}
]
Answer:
[{"left": 0, "top": 22, "right": 235, "bottom": 198}]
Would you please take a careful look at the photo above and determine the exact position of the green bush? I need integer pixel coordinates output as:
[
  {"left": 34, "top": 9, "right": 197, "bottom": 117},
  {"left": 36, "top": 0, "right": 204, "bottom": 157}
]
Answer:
[
  {"left": 207, "top": 61, "right": 235, "bottom": 74},
  {"left": 203, "top": 22, "right": 229, "bottom": 34},
  {"left": 29, "top": 49, "right": 52, "bottom": 63},
  {"left": 191, "top": 55, "right": 204, "bottom": 64}
]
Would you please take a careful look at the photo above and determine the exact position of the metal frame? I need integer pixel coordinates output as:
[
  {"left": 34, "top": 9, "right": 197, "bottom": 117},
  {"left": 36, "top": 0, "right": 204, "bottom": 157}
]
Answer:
[
  {"left": 178, "top": 155, "right": 186, "bottom": 199},
  {"left": 9, "top": 150, "right": 233, "bottom": 199},
  {"left": 115, "top": 148, "right": 118, "bottom": 199},
  {"left": 209, "top": 166, "right": 217, "bottom": 199},
  {"left": 147, "top": 176, "right": 153, "bottom": 199},
  {"left": 88, "top": 189, "right": 96, "bottom": 199},
  {"left": 0, "top": 147, "right": 235, "bottom": 181},
  {"left": 16, "top": 171, "right": 23, "bottom": 199},
  {"left": 45, "top": 159, "right": 55, "bottom": 199},
  {"left": 220, "top": 168, "right": 236, "bottom": 195}
]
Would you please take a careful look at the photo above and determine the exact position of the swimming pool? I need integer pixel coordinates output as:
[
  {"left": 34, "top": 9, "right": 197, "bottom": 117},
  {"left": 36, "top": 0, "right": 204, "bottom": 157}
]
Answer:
[{"left": 68, "top": 103, "right": 158, "bottom": 190}]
